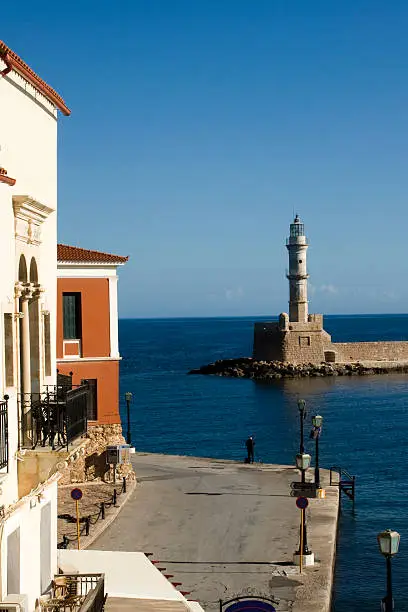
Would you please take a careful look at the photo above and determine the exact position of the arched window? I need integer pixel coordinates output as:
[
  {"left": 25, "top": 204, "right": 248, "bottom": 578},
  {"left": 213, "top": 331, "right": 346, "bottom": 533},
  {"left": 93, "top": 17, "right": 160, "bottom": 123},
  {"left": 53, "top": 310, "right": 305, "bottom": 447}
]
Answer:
[
  {"left": 18, "top": 255, "right": 28, "bottom": 283},
  {"left": 29, "top": 257, "right": 38, "bottom": 283}
]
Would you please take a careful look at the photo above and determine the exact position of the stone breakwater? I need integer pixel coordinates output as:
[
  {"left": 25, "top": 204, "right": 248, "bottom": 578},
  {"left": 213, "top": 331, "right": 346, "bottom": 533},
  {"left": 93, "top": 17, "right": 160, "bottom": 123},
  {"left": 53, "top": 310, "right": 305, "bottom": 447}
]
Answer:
[{"left": 188, "top": 357, "right": 408, "bottom": 380}]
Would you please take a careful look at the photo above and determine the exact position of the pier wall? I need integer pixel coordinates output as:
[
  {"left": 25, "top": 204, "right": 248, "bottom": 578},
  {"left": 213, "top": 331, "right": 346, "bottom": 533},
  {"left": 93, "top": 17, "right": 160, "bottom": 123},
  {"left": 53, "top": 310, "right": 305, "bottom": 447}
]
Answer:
[{"left": 332, "top": 341, "right": 408, "bottom": 363}]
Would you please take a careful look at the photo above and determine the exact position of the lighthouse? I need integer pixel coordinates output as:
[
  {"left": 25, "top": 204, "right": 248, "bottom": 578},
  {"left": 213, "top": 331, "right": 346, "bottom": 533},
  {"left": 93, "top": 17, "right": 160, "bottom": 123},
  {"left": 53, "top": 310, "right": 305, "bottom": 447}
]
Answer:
[
  {"left": 253, "top": 213, "right": 331, "bottom": 363},
  {"left": 286, "top": 215, "right": 309, "bottom": 323}
]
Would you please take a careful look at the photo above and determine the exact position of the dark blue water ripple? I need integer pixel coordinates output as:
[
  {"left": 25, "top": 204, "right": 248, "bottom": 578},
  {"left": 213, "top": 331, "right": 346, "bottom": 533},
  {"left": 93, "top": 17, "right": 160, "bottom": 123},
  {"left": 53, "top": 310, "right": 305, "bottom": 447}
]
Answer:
[{"left": 118, "top": 315, "right": 408, "bottom": 611}]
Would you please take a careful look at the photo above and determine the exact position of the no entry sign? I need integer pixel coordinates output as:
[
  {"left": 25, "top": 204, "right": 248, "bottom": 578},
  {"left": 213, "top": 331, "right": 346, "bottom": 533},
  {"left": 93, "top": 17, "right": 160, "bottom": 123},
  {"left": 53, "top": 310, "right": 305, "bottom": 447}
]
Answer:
[
  {"left": 296, "top": 496, "right": 308, "bottom": 510},
  {"left": 71, "top": 488, "right": 83, "bottom": 501}
]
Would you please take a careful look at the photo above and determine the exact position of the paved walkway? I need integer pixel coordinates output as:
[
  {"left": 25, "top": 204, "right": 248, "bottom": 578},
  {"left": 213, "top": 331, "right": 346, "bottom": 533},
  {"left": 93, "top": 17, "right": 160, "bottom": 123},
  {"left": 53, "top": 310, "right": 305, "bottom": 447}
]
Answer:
[{"left": 91, "top": 453, "right": 339, "bottom": 612}]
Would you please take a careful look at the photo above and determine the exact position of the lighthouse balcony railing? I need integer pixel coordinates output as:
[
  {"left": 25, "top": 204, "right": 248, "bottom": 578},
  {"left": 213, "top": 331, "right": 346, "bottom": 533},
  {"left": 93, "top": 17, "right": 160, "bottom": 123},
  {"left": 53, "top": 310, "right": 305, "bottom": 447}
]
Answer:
[
  {"left": 285, "top": 268, "right": 309, "bottom": 280},
  {"left": 286, "top": 236, "right": 308, "bottom": 246}
]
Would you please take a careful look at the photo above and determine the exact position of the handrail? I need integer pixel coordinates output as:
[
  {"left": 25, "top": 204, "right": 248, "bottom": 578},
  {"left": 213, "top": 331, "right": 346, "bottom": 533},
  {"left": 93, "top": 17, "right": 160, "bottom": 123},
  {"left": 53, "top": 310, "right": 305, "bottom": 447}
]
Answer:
[
  {"left": 41, "top": 574, "right": 106, "bottom": 612},
  {"left": 330, "top": 466, "right": 355, "bottom": 504},
  {"left": 0, "top": 399, "right": 8, "bottom": 470},
  {"left": 78, "top": 575, "right": 105, "bottom": 612},
  {"left": 330, "top": 466, "right": 354, "bottom": 483},
  {"left": 18, "top": 384, "right": 88, "bottom": 450}
]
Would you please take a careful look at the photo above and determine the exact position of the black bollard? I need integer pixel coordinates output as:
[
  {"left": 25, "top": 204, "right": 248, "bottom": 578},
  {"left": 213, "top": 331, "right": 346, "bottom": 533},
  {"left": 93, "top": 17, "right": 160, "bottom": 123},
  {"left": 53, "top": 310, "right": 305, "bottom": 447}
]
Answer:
[
  {"left": 113, "top": 489, "right": 117, "bottom": 507},
  {"left": 100, "top": 502, "right": 105, "bottom": 519},
  {"left": 85, "top": 516, "right": 90, "bottom": 536},
  {"left": 123, "top": 476, "right": 127, "bottom": 494}
]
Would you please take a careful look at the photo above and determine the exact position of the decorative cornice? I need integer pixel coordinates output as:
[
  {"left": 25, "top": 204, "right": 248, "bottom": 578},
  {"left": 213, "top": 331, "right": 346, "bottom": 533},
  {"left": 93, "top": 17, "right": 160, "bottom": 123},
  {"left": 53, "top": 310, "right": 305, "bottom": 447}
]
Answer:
[
  {"left": 13, "top": 195, "right": 54, "bottom": 245},
  {"left": 0, "top": 167, "right": 16, "bottom": 186},
  {"left": 13, "top": 195, "right": 54, "bottom": 220}
]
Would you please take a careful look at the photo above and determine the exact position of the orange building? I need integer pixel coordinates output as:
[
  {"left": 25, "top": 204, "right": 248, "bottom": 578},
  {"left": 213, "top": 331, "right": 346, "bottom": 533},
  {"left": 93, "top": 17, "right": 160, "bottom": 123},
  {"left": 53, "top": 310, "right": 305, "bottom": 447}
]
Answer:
[{"left": 56, "top": 244, "right": 128, "bottom": 425}]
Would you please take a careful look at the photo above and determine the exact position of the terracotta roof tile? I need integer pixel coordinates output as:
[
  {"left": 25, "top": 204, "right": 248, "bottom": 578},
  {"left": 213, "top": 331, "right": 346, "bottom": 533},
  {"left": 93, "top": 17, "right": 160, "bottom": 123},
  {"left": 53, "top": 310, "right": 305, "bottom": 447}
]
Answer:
[
  {"left": 0, "top": 167, "right": 16, "bottom": 186},
  {"left": 0, "top": 40, "right": 70, "bottom": 116},
  {"left": 57, "top": 244, "right": 129, "bottom": 264}
]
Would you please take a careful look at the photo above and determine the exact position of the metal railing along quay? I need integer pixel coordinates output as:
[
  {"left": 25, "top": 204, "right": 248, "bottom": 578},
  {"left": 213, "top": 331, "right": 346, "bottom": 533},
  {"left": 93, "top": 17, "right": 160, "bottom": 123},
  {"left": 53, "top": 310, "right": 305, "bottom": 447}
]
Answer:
[
  {"left": 330, "top": 466, "right": 356, "bottom": 505},
  {"left": 18, "top": 383, "right": 90, "bottom": 451}
]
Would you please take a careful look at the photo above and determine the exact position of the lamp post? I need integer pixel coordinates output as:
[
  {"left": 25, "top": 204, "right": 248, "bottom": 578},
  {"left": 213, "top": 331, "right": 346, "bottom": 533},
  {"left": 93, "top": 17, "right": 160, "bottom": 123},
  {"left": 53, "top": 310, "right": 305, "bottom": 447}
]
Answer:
[
  {"left": 295, "top": 452, "right": 312, "bottom": 557},
  {"left": 311, "top": 414, "right": 323, "bottom": 488},
  {"left": 298, "top": 399, "right": 307, "bottom": 482},
  {"left": 377, "top": 529, "right": 400, "bottom": 612},
  {"left": 124, "top": 392, "right": 132, "bottom": 446}
]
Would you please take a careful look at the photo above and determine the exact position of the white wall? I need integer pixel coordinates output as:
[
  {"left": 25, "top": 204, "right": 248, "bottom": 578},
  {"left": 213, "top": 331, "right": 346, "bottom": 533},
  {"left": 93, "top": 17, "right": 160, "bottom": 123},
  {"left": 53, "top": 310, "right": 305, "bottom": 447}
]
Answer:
[
  {"left": 0, "top": 55, "right": 58, "bottom": 399},
  {"left": 0, "top": 52, "right": 61, "bottom": 611},
  {"left": 1, "top": 479, "right": 58, "bottom": 611}
]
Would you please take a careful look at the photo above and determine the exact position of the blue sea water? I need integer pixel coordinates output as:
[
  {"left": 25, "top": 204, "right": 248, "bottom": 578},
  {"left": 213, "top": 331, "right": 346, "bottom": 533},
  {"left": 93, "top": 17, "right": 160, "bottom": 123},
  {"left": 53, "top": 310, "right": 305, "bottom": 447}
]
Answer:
[{"left": 118, "top": 315, "right": 408, "bottom": 611}]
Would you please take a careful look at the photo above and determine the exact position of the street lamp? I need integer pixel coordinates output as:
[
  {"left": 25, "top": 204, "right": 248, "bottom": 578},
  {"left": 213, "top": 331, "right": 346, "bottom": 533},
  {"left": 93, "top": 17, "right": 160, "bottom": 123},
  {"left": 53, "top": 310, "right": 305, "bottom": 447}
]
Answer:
[
  {"left": 311, "top": 414, "right": 323, "bottom": 488},
  {"left": 377, "top": 529, "right": 400, "bottom": 612},
  {"left": 124, "top": 392, "right": 132, "bottom": 446},
  {"left": 295, "top": 453, "right": 311, "bottom": 472},
  {"left": 295, "top": 452, "right": 312, "bottom": 561},
  {"left": 298, "top": 399, "right": 307, "bottom": 482}
]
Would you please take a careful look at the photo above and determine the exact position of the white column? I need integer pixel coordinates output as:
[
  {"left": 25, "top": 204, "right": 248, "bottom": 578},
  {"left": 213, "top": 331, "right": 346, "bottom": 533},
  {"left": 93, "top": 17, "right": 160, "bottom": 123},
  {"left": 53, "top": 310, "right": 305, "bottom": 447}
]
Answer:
[
  {"left": 108, "top": 275, "right": 119, "bottom": 358},
  {"left": 21, "top": 288, "right": 32, "bottom": 395}
]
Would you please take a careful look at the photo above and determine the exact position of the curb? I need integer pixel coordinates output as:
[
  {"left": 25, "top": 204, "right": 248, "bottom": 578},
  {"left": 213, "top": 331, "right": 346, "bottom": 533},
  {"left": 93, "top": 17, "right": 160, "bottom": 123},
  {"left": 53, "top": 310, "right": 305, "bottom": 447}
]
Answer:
[{"left": 75, "top": 480, "right": 137, "bottom": 550}]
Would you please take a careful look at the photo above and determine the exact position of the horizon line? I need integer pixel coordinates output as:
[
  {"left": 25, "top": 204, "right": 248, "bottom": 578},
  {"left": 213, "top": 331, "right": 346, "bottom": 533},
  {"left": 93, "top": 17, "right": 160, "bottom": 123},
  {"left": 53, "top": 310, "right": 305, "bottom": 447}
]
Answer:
[{"left": 118, "top": 312, "right": 408, "bottom": 320}]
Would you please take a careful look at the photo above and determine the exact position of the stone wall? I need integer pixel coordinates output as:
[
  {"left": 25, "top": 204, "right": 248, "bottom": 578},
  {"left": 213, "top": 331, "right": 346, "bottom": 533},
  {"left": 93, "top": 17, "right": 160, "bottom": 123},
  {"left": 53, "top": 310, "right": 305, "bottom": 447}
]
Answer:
[
  {"left": 253, "top": 322, "right": 285, "bottom": 361},
  {"left": 282, "top": 328, "right": 332, "bottom": 364},
  {"left": 332, "top": 341, "right": 408, "bottom": 363},
  {"left": 284, "top": 329, "right": 331, "bottom": 364},
  {"left": 254, "top": 316, "right": 333, "bottom": 364},
  {"left": 253, "top": 314, "right": 408, "bottom": 365},
  {"left": 57, "top": 424, "right": 135, "bottom": 485}
]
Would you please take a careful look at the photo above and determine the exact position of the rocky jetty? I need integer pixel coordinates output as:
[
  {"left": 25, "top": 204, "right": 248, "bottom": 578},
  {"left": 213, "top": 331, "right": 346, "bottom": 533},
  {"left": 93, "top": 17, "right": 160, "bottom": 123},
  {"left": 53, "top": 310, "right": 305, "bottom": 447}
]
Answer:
[{"left": 188, "top": 357, "right": 408, "bottom": 380}]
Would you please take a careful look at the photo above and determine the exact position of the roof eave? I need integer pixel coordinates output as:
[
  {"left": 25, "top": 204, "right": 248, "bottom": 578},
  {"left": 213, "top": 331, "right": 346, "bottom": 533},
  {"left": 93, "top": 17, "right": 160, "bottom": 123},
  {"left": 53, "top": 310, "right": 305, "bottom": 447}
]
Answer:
[
  {"left": 8, "top": 54, "right": 71, "bottom": 116},
  {"left": 57, "top": 261, "right": 127, "bottom": 266},
  {"left": 0, "top": 43, "right": 70, "bottom": 116}
]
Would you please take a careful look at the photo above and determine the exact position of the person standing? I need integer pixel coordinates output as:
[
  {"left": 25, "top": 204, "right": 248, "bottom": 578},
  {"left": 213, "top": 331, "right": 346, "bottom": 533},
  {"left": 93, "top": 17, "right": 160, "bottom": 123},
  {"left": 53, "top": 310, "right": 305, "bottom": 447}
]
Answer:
[{"left": 245, "top": 436, "right": 255, "bottom": 463}]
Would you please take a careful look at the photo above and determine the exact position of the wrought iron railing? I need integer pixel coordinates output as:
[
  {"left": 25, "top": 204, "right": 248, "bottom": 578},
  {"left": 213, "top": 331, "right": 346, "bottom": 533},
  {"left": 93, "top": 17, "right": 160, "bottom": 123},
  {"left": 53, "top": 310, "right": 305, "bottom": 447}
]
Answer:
[
  {"left": 0, "top": 399, "right": 8, "bottom": 470},
  {"left": 66, "top": 386, "right": 89, "bottom": 445},
  {"left": 40, "top": 574, "right": 106, "bottom": 612},
  {"left": 19, "top": 384, "right": 89, "bottom": 451}
]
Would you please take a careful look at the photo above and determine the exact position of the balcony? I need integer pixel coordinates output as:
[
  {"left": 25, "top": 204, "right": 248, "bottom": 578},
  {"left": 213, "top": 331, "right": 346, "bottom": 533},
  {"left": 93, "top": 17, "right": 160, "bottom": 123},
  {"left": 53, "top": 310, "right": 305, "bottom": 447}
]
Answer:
[
  {"left": 18, "top": 383, "right": 90, "bottom": 451},
  {"left": 40, "top": 573, "right": 106, "bottom": 612},
  {"left": 0, "top": 399, "right": 8, "bottom": 470}
]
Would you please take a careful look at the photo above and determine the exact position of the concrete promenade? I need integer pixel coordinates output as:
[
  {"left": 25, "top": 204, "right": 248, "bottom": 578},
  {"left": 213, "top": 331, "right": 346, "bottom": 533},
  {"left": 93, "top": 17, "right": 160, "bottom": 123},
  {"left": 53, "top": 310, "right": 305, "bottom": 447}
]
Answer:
[{"left": 91, "top": 453, "right": 339, "bottom": 612}]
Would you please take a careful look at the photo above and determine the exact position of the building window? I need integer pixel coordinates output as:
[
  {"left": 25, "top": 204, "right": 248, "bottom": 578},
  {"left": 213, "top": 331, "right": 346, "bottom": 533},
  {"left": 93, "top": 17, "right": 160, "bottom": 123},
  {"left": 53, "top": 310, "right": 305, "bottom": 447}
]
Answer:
[
  {"left": 7, "top": 527, "right": 20, "bottom": 595},
  {"left": 299, "top": 336, "right": 311, "bottom": 347},
  {"left": 4, "top": 314, "right": 14, "bottom": 387},
  {"left": 63, "top": 293, "right": 82, "bottom": 340},
  {"left": 44, "top": 312, "right": 51, "bottom": 376}
]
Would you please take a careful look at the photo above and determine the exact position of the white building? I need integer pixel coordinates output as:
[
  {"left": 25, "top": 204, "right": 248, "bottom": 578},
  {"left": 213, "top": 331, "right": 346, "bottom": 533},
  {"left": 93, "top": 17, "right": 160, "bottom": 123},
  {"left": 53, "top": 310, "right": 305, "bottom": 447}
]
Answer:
[
  {"left": 0, "top": 41, "right": 205, "bottom": 612},
  {"left": 0, "top": 40, "right": 70, "bottom": 610}
]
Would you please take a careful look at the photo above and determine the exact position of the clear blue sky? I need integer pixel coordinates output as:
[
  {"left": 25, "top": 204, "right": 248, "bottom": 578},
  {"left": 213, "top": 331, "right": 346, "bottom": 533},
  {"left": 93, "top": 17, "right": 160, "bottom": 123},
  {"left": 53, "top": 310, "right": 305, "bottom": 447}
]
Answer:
[{"left": 3, "top": 1, "right": 408, "bottom": 317}]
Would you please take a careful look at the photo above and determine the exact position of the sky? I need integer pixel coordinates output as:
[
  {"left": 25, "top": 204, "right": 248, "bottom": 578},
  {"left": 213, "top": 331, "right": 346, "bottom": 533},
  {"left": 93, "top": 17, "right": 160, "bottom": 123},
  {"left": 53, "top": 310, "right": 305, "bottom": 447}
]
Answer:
[{"left": 2, "top": 1, "right": 408, "bottom": 317}]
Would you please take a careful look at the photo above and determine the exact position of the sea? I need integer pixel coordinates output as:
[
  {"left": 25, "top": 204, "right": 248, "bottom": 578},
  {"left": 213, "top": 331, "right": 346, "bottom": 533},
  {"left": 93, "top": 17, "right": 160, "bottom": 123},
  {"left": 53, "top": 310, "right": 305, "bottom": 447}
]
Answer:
[{"left": 118, "top": 314, "right": 408, "bottom": 611}]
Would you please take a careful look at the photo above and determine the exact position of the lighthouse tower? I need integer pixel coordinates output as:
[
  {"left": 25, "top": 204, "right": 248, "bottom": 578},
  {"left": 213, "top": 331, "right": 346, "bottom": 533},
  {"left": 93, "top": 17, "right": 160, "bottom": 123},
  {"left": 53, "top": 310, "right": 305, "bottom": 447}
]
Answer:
[{"left": 286, "top": 215, "right": 309, "bottom": 322}]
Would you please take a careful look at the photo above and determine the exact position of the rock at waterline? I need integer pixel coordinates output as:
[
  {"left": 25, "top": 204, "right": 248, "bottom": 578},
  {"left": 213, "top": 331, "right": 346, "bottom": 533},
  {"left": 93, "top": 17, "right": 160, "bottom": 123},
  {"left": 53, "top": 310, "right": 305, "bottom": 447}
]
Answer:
[{"left": 187, "top": 358, "right": 406, "bottom": 379}]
